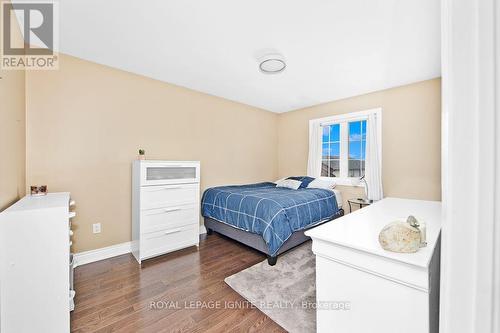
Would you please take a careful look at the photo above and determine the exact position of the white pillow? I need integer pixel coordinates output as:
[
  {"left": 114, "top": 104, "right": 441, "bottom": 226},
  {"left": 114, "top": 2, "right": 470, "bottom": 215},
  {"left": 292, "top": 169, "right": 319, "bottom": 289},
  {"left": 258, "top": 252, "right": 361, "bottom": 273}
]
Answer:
[
  {"left": 332, "top": 189, "right": 343, "bottom": 208},
  {"left": 275, "top": 179, "right": 302, "bottom": 190},
  {"left": 307, "top": 178, "right": 337, "bottom": 190}
]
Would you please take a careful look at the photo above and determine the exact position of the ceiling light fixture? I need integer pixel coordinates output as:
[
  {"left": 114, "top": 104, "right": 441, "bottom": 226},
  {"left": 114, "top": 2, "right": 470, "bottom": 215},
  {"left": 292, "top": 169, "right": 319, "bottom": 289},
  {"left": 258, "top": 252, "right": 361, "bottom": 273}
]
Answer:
[{"left": 258, "top": 53, "right": 286, "bottom": 74}]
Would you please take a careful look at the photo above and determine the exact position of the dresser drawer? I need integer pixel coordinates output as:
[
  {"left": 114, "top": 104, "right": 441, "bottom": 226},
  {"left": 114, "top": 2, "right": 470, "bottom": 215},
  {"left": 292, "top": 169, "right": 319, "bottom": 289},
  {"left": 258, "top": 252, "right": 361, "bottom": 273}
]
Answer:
[
  {"left": 141, "top": 184, "right": 198, "bottom": 210},
  {"left": 140, "top": 224, "right": 199, "bottom": 259},
  {"left": 141, "top": 204, "right": 198, "bottom": 233}
]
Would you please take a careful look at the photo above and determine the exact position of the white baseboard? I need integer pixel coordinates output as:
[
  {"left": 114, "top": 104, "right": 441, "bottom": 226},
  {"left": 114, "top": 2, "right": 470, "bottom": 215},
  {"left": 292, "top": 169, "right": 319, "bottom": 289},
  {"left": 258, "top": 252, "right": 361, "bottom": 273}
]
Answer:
[
  {"left": 74, "top": 241, "right": 132, "bottom": 267},
  {"left": 75, "top": 226, "right": 207, "bottom": 267}
]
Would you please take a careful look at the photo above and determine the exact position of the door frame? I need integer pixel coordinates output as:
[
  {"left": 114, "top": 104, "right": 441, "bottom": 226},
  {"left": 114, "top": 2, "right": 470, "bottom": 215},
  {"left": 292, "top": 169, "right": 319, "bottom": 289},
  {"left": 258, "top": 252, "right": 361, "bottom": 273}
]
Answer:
[{"left": 440, "top": 0, "right": 500, "bottom": 332}]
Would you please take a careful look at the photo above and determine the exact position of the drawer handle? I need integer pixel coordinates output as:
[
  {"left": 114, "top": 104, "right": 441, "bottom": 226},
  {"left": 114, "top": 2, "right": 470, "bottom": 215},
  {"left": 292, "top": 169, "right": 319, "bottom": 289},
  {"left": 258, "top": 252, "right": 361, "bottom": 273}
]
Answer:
[
  {"left": 145, "top": 207, "right": 183, "bottom": 216},
  {"left": 150, "top": 186, "right": 182, "bottom": 192},
  {"left": 164, "top": 207, "right": 181, "bottom": 213},
  {"left": 164, "top": 229, "right": 182, "bottom": 235}
]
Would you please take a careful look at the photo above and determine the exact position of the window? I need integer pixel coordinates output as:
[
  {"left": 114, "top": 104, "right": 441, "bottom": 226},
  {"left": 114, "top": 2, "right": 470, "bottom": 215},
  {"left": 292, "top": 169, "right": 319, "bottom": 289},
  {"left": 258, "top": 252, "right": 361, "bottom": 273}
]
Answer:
[
  {"left": 348, "top": 120, "right": 367, "bottom": 177},
  {"left": 321, "top": 124, "right": 340, "bottom": 177},
  {"left": 311, "top": 108, "right": 381, "bottom": 185},
  {"left": 321, "top": 120, "right": 366, "bottom": 178}
]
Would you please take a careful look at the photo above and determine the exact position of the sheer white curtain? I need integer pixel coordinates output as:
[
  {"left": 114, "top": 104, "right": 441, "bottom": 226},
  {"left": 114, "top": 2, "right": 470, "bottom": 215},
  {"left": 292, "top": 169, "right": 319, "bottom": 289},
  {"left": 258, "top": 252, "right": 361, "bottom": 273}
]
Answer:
[
  {"left": 364, "top": 113, "right": 383, "bottom": 200},
  {"left": 307, "top": 120, "right": 322, "bottom": 177}
]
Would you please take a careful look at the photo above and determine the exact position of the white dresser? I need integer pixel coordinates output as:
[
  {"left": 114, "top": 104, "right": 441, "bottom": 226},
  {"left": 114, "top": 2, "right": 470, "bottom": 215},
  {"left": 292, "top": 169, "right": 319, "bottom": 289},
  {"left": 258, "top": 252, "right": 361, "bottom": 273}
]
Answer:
[
  {"left": 0, "top": 192, "right": 76, "bottom": 333},
  {"left": 132, "top": 160, "right": 200, "bottom": 264},
  {"left": 305, "top": 198, "right": 441, "bottom": 333}
]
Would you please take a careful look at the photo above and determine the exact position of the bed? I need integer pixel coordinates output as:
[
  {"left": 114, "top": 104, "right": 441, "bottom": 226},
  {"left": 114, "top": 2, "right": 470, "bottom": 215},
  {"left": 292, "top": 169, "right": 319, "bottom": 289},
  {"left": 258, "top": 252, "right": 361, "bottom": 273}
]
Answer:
[{"left": 201, "top": 181, "right": 344, "bottom": 265}]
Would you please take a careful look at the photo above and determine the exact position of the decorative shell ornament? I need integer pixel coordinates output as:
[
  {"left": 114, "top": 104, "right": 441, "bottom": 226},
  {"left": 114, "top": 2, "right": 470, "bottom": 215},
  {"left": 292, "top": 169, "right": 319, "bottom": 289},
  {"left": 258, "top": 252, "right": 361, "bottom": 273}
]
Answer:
[{"left": 378, "top": 215, "right": 427, "bottom": 253}]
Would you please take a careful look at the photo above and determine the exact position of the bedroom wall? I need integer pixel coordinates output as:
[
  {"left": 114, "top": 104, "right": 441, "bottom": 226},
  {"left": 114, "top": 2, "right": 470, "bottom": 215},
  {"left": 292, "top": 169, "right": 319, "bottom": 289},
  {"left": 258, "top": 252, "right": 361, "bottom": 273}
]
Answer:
[
  {"left": 26, "top": 54, "right": 278, "bottom": 252},
  {"left": 0, "top": 13, "right": 26, "bottom": 211},
  {"left": 24, "top": 54, "right": 440, "bottom": 252},
  {"left": 277, "top": 78, "right": 442, "bottom": 208}
]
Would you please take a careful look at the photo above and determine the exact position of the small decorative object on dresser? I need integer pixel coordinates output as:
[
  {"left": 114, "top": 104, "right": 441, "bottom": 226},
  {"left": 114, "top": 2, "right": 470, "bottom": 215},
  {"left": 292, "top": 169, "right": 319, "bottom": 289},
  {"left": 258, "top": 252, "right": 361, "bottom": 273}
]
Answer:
[
  {"left": 30, "top": 185, "right": 48, "bottom": 196},
  {"left": 378, "top": 215, "right": 427, "bottom": 253},
  {"left": 138, "top": 149, "right": 146, "bottom": 160},
  {"left": 132, "top": 160, "right": 200, "bottom": 264}
]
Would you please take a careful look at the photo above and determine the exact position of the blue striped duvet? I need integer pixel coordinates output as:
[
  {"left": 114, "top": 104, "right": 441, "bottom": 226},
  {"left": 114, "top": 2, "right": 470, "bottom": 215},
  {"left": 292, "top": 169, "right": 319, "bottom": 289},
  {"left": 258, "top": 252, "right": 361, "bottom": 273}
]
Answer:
[{"left": 201, "top": 182, "right": 339, "bottom": 255}]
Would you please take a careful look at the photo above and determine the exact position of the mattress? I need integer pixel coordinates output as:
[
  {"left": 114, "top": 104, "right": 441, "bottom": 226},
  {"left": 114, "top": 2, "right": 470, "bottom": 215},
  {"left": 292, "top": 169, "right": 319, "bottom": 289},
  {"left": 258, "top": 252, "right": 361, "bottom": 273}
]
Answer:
[{"left": 201, "top": 182, "right": 340, "bottom": 256}]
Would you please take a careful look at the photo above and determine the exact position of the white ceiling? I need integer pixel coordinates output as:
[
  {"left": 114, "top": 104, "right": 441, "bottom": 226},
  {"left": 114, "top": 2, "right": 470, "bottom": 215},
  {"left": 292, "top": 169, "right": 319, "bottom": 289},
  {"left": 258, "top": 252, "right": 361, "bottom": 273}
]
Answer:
[{"left": 56, "top": 0, "right": 440, "bottom": 113}]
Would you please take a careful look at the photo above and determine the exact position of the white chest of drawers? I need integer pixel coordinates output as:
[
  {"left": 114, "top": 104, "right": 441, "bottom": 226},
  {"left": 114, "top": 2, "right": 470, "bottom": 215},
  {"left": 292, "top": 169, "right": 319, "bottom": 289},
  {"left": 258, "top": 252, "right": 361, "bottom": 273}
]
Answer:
[
  {"left": 305, "top": 198, "right": 441, "bottom": 333},
  {"left": 0, "top": 192, "right": 75, "bottom": 333},
  {"left": 132, "top": 160, "right": 200, "bottom": 264}
]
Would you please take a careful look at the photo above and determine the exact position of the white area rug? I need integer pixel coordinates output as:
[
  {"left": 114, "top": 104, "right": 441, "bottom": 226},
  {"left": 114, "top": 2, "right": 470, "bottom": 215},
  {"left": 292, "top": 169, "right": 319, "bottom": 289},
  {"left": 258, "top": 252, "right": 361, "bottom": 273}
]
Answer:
[{"left": 225, "top": 242, "right": 316, "bottom": 333}]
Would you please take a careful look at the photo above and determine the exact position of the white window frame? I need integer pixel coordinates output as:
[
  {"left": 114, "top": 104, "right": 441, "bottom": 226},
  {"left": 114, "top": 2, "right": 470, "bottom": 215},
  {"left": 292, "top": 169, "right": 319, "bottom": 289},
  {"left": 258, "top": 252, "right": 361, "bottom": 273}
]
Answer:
[{"left": 310, "top": 108, "right": 382, "bottom": 186}]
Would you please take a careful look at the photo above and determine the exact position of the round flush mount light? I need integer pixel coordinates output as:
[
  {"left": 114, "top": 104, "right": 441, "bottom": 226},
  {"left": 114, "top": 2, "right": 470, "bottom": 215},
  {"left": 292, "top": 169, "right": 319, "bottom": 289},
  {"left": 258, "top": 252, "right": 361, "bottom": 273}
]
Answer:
[{"left": 258, "top": 53, "right": 286, "bottom": 74}]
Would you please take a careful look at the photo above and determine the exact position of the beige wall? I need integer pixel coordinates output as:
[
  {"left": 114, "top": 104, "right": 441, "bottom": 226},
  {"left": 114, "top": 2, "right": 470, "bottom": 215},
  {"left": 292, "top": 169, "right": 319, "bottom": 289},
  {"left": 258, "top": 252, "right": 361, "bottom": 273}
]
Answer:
[
  {"left": 0, "top": 15, "right": 26, "bottom": 211},
  {"left": 24, "top": 53, "right": 440, "bottom": 252},
  {"left": 26, "top": 54, "right": 278, "bottom": 252},
  {"left": 277, "top": 78, "right": 442, "bottom": 209}
]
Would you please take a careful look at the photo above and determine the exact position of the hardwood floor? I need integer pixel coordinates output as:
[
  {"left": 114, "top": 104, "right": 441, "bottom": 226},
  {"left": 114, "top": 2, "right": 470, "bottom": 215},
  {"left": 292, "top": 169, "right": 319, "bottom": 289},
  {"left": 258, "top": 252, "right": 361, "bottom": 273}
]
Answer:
[{"left": 71, "top": 234, "right": 287, "bottom": 332}]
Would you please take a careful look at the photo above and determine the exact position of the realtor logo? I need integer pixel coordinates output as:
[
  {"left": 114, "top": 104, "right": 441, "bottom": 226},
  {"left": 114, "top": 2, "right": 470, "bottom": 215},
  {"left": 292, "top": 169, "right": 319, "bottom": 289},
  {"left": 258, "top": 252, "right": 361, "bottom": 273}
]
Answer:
[{"left": 1, "top": 1, "right": 58, "bottom": 70}]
